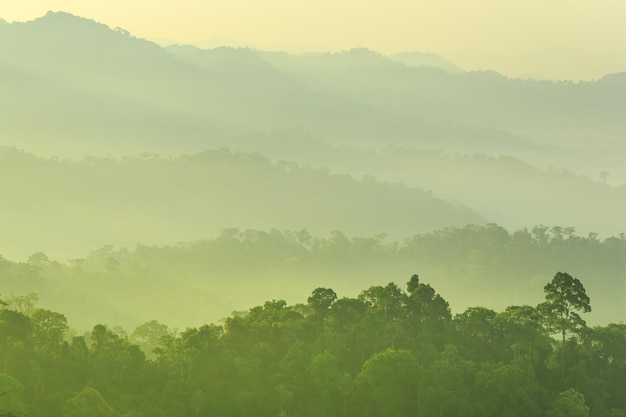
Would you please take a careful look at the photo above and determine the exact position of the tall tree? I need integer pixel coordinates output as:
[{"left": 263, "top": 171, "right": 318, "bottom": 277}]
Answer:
[
  {"left": 546, "top": 389, "right": 589, "bottom": 417},
  {"left": 406, "top": 274, "right": 451, "bottom": 364},
  {"left": 307, "top": 288, "right": 337, "bottom": 318},
  {"left": 356, "top": 349, "right": 420, "bottom": 417},
  {"left": 539, "top": 272, "right": 591, "bottom": 378},
  {"left": 0, "top": 372, "right": 26, "bottom": 416},
  {"left": 539, "top": 272, "right": 591, "bottom": 342},
  {"left": 63, "top": 387, "right": 118, "bottom": 417}
]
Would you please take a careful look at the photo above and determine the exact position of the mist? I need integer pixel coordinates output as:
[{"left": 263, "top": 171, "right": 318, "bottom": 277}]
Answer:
[{"left": 0, "top": 10, "right": 624, "bottom": 417}]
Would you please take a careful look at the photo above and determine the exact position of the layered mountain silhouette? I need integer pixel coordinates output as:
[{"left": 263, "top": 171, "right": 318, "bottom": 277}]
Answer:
[
  {"left": 1, "top": 11, "right": 625, "bottom": 333},
  {"left": 1, "top": 11, "right": 625, "bottom": 258},
  {"left": 0, "top": 147, "right": 484, "bottom": 260},
  {"left": 388, "top": 51, "right": 464, "bottom": 74},
  {"left": 2, "top": 12, "right": 624, "bottom": 157}
]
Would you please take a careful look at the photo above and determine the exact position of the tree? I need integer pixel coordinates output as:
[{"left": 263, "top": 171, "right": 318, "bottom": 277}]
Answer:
[
  {"left": 359, "top": 283, "right": 406, "bottom": 349},
  {"left": 495, "top": 306, "right": 551, "bottom": 363},
  {"left": 88, "top": 324, "right": 147, "bottom": 402},
  {"left": 475, "top": 359, "right": 542, "bottom": 417},
  {"left": 31, "top": 308, "right": 69, "bottom": 355},
  {"left": 454, "top": 307, "right": 503, "bottom": 362},
  {"left": 307, "top": 288, "right": 337, "bottom": 317},
  {"left": 0, "top": 373, "right": 26, "bottom": 415},
  {"left": 130, "top": 320, "right": 169, "bottom": 359},
  {"left": 1, "top": 294, "right": 39, "bottom": 316},
  {"left": 326, "top": 297, "right": 368, "bottom": 371},
  {"left": 63, "top": 387, "right": 118, "bottom": 417},
  {"left": 406, "top": 274, "right": 451, "bottom": 364},
  {"left": 539, "top": 272, "right": 591, "bottom": 377},
  {"left": 0, "top": 310, "right": 32, "bottom": 377},
  {"left": 539, "top": 272, "right": 591, "bottom": 341},
  {"left": 305, "top": 352, "right": 348, "bottom": 417},
  {"left": 546, "top": 389, "right": 589, "bottom": 417},
  {"left": 356, "top": 349, "right": 420, "bottom": 417},
  {"left": 406, "top": 275, "right": 450, "bottom": 324},
  {"left": 418, "top": 345, "right": 471, "bottom": 417}
]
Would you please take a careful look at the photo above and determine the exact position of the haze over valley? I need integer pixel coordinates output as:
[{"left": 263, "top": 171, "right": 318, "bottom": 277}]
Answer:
[
  {"left": 0, "top": 8, "right": 625, "bottom": 417},
  {"left": 1, "top": 10, "right": 625, "bottom": 323}
]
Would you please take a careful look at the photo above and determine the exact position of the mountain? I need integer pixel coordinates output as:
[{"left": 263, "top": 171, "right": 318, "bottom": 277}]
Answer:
[
  {"left": 2, "top": 12, "right": 624, "bottom": 166},
  {"left": 388, "top": 51, "right": 464, "bottom": 74},
  {"left": 273, "top": 147, "right": 626, "bottom": 238},
  {"left": 1, "top": 11, "right": 625, "bottom": 249},
  {"left": 0, "top": 148, "right": 483, "bottom": 261}
]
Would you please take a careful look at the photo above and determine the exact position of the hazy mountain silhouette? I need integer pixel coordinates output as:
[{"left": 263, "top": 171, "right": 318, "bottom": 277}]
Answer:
[
  {"left": 388, "top": 51, "right": 464, "bottom": 74},
  {"left": 2, "top": 224, "right": 623, "bottom": 331},
  {"left": 2, "top": 12, "right": 624, "bottom": 164},
  {"left": 0, "top": 148, "right": 484, "bottom": 261},
  {"left": 257, "top": 48, "right": 624, "bottom": 150},
  {"left": 1, "top": 11, "right": 625, "bottom": 250},
  {"left": 1, "top": 11, "right": 625, "bottom": 342}
]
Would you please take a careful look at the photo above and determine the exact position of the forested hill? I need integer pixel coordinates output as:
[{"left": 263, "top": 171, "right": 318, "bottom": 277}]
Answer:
[
  {"left": 0, "top": 273, "right": 624, "bottom": 417},
  {"left": 4, "top": 147, "right": 625, "bottom": 263},
  {"left": 2, "top": 11, "right": 625, "bottom": 240},
  {"left": 0, "top": 11, "right": 624, "bottom": 417},
  {"left": 257, "top": 146, "right": 626, "bottom": 238},
  {"left": 1, "top": 224, "right": 624, "bottom": 331},
  {"left": 2, "top": 11, "right": 625, "bottom": 184},
  {"left": 0, "top": 147, "right": 482, "bottom": 261}
]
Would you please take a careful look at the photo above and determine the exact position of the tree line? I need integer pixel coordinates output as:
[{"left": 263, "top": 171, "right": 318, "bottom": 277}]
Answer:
[
  {"left": 1, "top": 272, "right": 624, "bottom": 417},
  {"left": 1, "top": 223, "right": 624, "bottom": 330}
]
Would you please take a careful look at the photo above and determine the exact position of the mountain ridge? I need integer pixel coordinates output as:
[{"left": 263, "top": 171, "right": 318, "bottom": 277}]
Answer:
[
  {"left": 0, "top": 147, "right": 485, "bottom": 261},
  {"left": 1, "top": 10, "right": 624, "bottom": 251}
]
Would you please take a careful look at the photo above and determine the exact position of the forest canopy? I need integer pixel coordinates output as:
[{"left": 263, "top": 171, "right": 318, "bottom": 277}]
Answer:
[
  {"left": 1, "top": 11, "right": 624, "bottom": 417},
  {"left": 0, "top": 272, "right": 624, "bottom": 417},
  {"left": 1, "top": 224, "right": 624, "bottom": 331}
]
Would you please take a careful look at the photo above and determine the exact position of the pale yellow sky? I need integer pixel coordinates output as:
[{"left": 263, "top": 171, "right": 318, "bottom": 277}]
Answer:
[{"left": 3, "top": 0, "right": 625, "bottom": 80}]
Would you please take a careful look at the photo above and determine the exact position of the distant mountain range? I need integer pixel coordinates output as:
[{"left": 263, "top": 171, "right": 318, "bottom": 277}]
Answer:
[
  {"left": 388, "top": 51, "right": 465, "bottom": 74},
  {"left": 1, "top": 11, "right": 625, "bottom": 259},
  {"left": 2, "top": 12, "right": 624, "bottom": 158},
  {"left": 0, "top": 147, "right": 485, "bottom": 261}
]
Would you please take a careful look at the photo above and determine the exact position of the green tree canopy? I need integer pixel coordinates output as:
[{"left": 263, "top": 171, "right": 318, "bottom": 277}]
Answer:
[
  {"left": 546, "top": 388, "right": 590, "bottom": 417},
  {"left": 539, "top": 272, "right": 591, "bottom": 342}
]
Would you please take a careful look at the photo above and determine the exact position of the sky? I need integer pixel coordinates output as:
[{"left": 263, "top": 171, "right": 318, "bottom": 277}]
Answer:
[{"left": 2, "top": 0, "right": 626, "bottom": 80}]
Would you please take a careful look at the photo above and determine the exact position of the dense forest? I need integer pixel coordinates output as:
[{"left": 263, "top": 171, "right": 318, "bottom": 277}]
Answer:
[
  {"left": 1, "top": 11, "right": 624, "bottom": 417},
  {"left": 1, "top": 272, "right": 624, "bottom": 417},
  {"left": 3, "top": 148, "right": 626, "bottom": 263},
  {"left": 1, "top": 224, "right": 624, "bottom": 331},
  {"left": 0, "top": 147, "right": 483, "bottom": 261}
]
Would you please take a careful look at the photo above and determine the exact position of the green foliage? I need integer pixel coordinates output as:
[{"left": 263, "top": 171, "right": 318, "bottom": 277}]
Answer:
[
  {"left": 547, "top": 389, "right": 590, "bottom": 417},
  {"left": 417, "top": 345, "right": 472, "bottom": 417},
  {"left": 540, "top": 272, "right": 591, "bottom": 341},
  {"left": 0, "top": 373, "right": 26, "bottom": 415},
  {"left": 0, "top": 273, "right": 623, "bottom": 417},
  {"left": 307, "top": 288, "right": 337, "bottom": 317},
  {"left": 539, "top": 272, "right": 592, "bottom": 381},
  {"left": 356, "top": 349, "right": 420, "bottom": 417},
  {"left": 130, "top": 320, "right": 169, "bottom": 359},
  {"left": 63, "top": 387, "right": 118, "bottom": 417},
  {"left": 475, "top": 359, "right": 542, "bottom": 417},
  {"left": 1, "top": 225, "right": 625, "bottom": 333}
]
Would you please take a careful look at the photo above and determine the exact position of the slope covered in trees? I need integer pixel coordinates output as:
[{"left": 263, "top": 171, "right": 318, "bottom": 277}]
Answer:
[
  {"left": 0, "top": 273, "right": 624, "bottom": 417},
  {"left": 2, "top": 11, "right": 625, "bottom": 243},
  {"left": 2, "top": 11, "right": 625, "bottom": 248},
  {"left": 0, "top": 10, "right": 624, "bottom": 417},
  {"left": 3, "top": 147, "right": 625, "bottom": 262},
  {"left": 1, "top": 224, "right": 624, "bottom": 331},
  {"left": 241, "top": 145, "right": 626, "bottom": 237},
  {"left": 1, "top": 12, "right": 625, "bottom": 184},
  {"left": 0, "top": 147, "right": 482, "bottom": 261}
]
